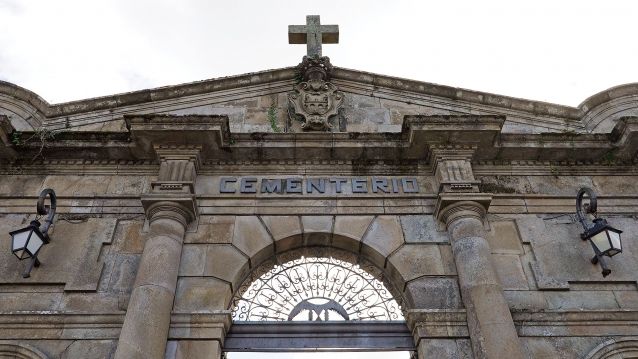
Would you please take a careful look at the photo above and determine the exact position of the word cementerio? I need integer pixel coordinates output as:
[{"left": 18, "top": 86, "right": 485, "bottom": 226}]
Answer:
[{"left": 219, "top": 177, "right": 420, "bottom": 194}]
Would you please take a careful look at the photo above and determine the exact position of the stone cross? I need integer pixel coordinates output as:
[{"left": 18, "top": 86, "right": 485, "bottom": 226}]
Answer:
[{"left": 288, "top": 15, "right": 339, "bottom": 58}]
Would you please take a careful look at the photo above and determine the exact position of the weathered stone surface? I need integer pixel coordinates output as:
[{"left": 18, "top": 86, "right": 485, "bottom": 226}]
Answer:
[
  {"left": 404, "top": 277, "right": 462, "bottom": 309},
  {"left": 179, "top": 244, "right": 207, "bottom": 276},
  {"left": 174, "top": 277, "right": 232, "bottom": 312},
  {"left": 522, "top": 215, "right": 638, "bottom": 285},
  {"left": 166, "top": 340, "right": 221, "bottom": 359},
  {"left": 60, "top": 339, "right": 117, "bottom": 359},
  {"left": 614, "top": 290, "right": 638, "bottom": 308},
  {"left": 545, "top": 291, "right": 619, "bottom": 310},
  {"left": 0, "top": 175, "right": 45, "bottom": 196},
  {"left": 204, "top": 244, "right": 249, "bottom": 291},
  {"left": 261, "top": 216, "right": 303, "bottom": 253},
  {"left": 107, "top": 254, "right": 140, "bottom": 293},
  {"left": 185, "top": 216, "right": 235, "bottom": 244},
  {"left": 332, "top": 215, "right": 374, "bottom": 253},
  {"left": 0, "top": 292, "right": 63, "bottom": 311},
  {"left": 0, "top": 217, "right": 116, "bottom": 291},
  {"left": 592, "top": 175, "right": 638, "bottom": 195},
  {"left": 112, "top": 220, "right": 146, "bottom": 254},
  {"left": 361, "top": 216, "right": 404, "bottom": 268},
  {"left": 400, "top": 215, "right": 449, "bottom": 243},
  {"left": 60, "top": 292, "right": 119, "bottom": 312},
  {"left": 232, "top": 216, "right": 274, "bottom": 267},
  {"left": 301, "top": 215, "right": 333, "bottom": 246},
  {"left": 504, "top": 290, "right": 547, "bottom": 310},
  {"left": 387, "top": 244, "right": 445, "bottom": 290},
  {"left": 418, "top": 339, "right": 473, "bottom": 359},
  {"left": 521, "top": 337, "right": 611, "bottom": 359},
  {"left": 40, "top": 175, "right": 111, "bottom": 196},
  {"left": 486, "top": 220, "right": 523, "bottom": 254},
  {"left": 105, "top": 175, "right": 151, "bottom": 195},
  {"left": 492, "top": 254, "right": 529, "bottom": 290}
]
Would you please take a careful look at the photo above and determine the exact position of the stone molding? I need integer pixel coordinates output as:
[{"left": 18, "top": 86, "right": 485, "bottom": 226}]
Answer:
[
  {"left": 0, "top": 311, "right": 231, "bottom": 341},
  {"left": 2, "top": 310, "right": 636, "bottom": 340},
  {"left": 434, "top": 195, "right": 492, "bottom": 227},
  {"left": 406, "top": 309, "right": 470, "bottom": 342}
]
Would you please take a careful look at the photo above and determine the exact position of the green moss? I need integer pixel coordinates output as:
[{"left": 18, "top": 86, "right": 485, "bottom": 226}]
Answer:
[{"left": 268, "top": 104, "right": 282, "bottom": 133}]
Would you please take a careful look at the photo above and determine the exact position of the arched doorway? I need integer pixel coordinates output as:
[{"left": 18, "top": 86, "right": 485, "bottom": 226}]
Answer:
[{"left": 224, "top": 247, "right": 415, "bottom": 357}]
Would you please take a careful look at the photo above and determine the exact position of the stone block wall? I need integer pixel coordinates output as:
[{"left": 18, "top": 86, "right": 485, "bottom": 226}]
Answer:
[{"left": 1, "top": 171, "right": 638, "bottom": 358}]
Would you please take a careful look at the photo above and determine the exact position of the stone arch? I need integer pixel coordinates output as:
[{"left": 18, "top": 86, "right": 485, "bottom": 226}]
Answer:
[
  {"left": 175, "top": 215, "right": 460, "bottom": 316},
  {"left": 579, "top": 83, "right": 638, "bottom": 133},
  {"left": 584, "top": 337, "right": 638, "bottom": 359},
  {"left": 0, "top": 81, "right": 49, "bottom": 130},
  {"left": 225, "top": 215, "right": 458, "bottom": 312},
  {"left": 0, "top": 342, "right": 49, "bottom": 359}
]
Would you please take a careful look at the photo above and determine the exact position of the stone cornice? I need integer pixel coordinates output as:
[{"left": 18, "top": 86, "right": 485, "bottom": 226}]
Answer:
[{"left": 3, "top": 115, "right": 638, "bottom": 164}]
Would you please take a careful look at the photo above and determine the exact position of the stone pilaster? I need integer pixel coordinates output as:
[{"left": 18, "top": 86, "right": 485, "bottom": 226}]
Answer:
[
  {"left": 434, "top": 195, "right": 524, "bottom": 359},
  {"left": 114, "top": 146, "right": 200, "bottom": 359}
]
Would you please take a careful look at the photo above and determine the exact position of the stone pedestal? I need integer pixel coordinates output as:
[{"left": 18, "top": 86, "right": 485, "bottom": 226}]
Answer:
[{"left": 436, "top": 196, "right": 524, "bottom": 359}]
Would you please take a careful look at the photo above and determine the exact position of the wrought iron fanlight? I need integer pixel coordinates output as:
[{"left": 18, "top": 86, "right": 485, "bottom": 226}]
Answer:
[
  {"left": 576, "top": 187, "right": 623, "bottom": 277},
  {"left": 9, "top": 188, "right": 57, "bottom": 278}
]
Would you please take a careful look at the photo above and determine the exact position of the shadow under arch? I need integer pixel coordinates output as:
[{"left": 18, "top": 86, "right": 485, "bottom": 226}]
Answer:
[{"left": 223, "top": 241, "right": 416, "bottom": 353}]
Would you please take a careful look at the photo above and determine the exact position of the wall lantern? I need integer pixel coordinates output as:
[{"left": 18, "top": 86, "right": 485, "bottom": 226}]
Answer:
[
  {"left": 9, "top": 188, "right": 56, "bottom": 278},
  {"left": 576, "top": 187, "right": 622, "bottom": 277}
]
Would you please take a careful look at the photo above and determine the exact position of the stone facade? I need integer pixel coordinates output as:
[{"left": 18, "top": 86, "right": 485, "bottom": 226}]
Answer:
[{"left": 1, "top": 60, "right": 638, "bottom": 358}]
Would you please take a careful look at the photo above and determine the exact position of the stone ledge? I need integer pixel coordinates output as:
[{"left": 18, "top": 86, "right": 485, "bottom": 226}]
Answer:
[{"left": 0, "top": 310, "right": 232, "bottom": 341}]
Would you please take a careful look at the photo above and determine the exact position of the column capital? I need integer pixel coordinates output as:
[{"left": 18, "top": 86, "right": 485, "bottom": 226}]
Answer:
[
  {"left": 141, "top": 197, "right": 197, "bottom": 229},
  {"left": 434, "top": 194, "right": 492, "bottom": 227}
]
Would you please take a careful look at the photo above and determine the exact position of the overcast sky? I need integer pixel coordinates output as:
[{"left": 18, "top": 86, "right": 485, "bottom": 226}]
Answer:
[{"left": 1, "top": 0, "right": 637, "bottom": 107}]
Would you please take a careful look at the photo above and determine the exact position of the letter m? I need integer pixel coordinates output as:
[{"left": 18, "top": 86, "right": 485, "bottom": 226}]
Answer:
[{"left": 261, "top": 179, "right": 283, "bottom": 193}]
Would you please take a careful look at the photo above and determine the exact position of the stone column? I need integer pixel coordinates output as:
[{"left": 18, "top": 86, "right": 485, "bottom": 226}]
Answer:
[
  {"left": 430, "top": 145, "right": 524, "bottom": 358},
  {"left": 435, "top": 196, "right": 524, "bottom": 359},
  {"left": 115, "top": 146, "right": 200, "bottom": 359}
]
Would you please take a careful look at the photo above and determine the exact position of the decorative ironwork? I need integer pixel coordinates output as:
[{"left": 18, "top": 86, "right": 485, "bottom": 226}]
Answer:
[{"left": 231, "top": 253, "right": 404, "bottom": 321}]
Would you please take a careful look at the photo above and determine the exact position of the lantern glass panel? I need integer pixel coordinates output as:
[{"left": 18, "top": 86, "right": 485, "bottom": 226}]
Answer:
[
  {"left": 590, "top": 231, "right": 611, "bottom": 253},
  {"left": 11, "top": 230, "right": 32, "bottom": 259},
  {"left": 26, "top": 231, "right": 44, "bottom": 256},
  {"left": 609, "top": 231, "right": 621, "bottom": 250}
]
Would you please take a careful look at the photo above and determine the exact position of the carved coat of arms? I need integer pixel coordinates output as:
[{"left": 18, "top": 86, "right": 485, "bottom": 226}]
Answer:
[{"left": 288, "top": 56, "right": 344, "bottom": 131}]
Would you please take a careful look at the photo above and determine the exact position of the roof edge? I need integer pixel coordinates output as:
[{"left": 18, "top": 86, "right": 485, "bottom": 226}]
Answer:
[{"left": 2, "top": 66, "right": 637, "bottom": 123}]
